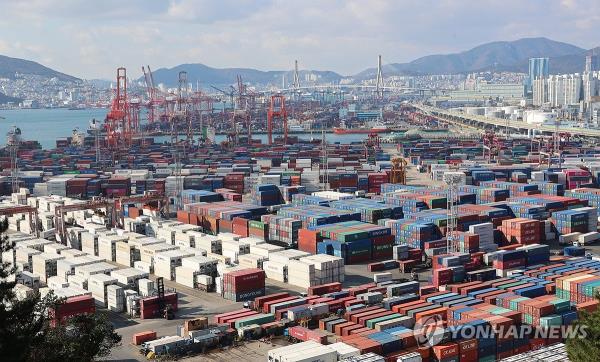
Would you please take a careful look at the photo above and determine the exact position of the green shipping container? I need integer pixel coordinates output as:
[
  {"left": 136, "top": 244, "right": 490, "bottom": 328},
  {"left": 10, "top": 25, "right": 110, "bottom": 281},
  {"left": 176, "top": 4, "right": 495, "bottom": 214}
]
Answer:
[
  {"left": 366, "top": 314, "right": 402, "bottom": 329},
  {"left": 509, "top": 297, "right": 529, "bottom": 311},
  {"left": 337, "top": 230, "right": 369, "bottom": 242},
  {"left": 234, "top": 313, "right": 275, "bottom": 329},
  {"left": 549, "top": 298, "right": 571, "bottom": 312},
  {"left": 539, "top": 314, "right": 562, "bottom": 328},
  {"left": 249, "top": 220, "right": 265, "bottom": 229}
]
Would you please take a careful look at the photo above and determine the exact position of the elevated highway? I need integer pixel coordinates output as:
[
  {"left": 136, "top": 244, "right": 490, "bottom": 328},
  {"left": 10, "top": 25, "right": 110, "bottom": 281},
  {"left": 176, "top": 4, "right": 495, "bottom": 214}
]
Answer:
[{"left": 415, "top": 104, "right": 600, "bottom": 139}]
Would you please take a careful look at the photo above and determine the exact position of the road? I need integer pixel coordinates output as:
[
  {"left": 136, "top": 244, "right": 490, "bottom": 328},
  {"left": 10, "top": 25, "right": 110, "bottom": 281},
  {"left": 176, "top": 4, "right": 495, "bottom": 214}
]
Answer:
[
  {"left": 105, "top": 259, "right": 432, "bottom": 361},
  {"left": 417, "top": 104, "right": 600, "bottom": 138},
  {"left": 106, "top": 149, "right": 443, "bottom": 361}
]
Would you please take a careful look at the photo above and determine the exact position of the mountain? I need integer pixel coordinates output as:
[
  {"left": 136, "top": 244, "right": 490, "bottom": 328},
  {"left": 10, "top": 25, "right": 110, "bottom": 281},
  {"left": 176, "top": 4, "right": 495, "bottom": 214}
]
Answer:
[
  {"left": 355, "top": 37, "right": 590, "bottom": 78},
  {"left": 0, "top": 54, "right": 79, "bottom": 82},
  {"left": 148, "top": 38, "right": 594, "bottom": 88},
  {"left": 142, "top": 63, "right": 343, "bottom": 88},
  {"left": 0, "top": 91, "right": 21, "bottom": 104}
]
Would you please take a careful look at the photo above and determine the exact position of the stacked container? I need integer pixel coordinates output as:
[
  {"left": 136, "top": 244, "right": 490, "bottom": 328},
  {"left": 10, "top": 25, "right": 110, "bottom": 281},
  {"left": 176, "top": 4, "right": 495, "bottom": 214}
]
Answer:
[
  {"left": 498, "top": 218, "right": 540, "bottom": 245},
  {"left": 329, "top": 198, "right": 403, "bottom": 224},
  {"left": 261, "top": 214, "right": 302, "bottom": 245},
  {"left": 251, "top": 184, "right": 283, "bottom": 206},
  {"left": 222, "top": 268, "right": 266, "bottom": 302}
]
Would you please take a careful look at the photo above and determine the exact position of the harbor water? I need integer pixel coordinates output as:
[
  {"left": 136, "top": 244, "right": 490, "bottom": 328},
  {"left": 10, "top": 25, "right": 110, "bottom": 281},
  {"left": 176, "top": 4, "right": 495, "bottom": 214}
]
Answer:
[{"left": 0, "top": 108, "right": 371, "bottom": 149}]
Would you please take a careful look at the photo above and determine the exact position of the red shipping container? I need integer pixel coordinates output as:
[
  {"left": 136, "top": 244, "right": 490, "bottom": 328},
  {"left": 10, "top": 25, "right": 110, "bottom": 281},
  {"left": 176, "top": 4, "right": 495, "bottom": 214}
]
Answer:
[
  {"left": 298, "top": 228, "right": 322, "bottom": 254},
  {"left": 140, "top": 293, "right": 178, "bottom": 319},
  {"left": 220, "top": 311, "right": 259, "bottom": 327},
  {"left": 344, "top": 336, "right": 382, "bottom": 355},
  {"left": 308, "top": 282, "right": 342, "bottom": 296},
  {"left": 288, "top": 326, "right": 327, "bottom": 344},
  {"left": 214, "top": 308, "right": 251, "bottom": 324},
  {"left": 177, "top": 210, "right": 190, "bottom": 224},
  {"left": 133, "top": 331, "right": 157, "bottom": 345},
  {"left": 264, "top": 297, "right": 298, "bottom": 314},
  {"left": 254, "top": 293, "right": 289, "bottom": 310},
  {"left": 432, "top": 342, "right": 459, "bottom": 360},
  {"left": 49, "top": 295, "right": 95, "bottom": 326},
  {"left": 223, "top": 268, "right": 265, "bottom": 293},
  {"left": 433, "top": 268, "right": 453, "bottom": 286}
]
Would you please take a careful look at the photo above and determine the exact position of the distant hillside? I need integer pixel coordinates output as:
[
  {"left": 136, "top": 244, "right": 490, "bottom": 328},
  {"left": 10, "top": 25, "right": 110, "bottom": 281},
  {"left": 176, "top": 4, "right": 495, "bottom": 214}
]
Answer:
[
  {"left": 144, "top": 63, "right": 343, "bottom": 88},
  {"left": 0, "top": 91, "right": 21, "bottom": 104},
  {"left": 355, "top": 37, "right": 589, "bottom": 78},
  {"left": 0, "top": 54, "right": 79, "bottom": 82}
]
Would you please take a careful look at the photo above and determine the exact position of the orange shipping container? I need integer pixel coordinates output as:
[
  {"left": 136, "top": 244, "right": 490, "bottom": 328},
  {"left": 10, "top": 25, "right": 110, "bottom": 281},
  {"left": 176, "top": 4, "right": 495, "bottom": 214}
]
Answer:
[
  {"left": 415, "top": 307, "right": 448, "bottom": 324},
  {"left": 432, "top": 342, "right": 459, "bottom": 360},
  {"left": 177, "top": 210, "right": 190, "bottom": 224},
  {"left": 132, "top": 331, "right": 157, "bottom": 345}
]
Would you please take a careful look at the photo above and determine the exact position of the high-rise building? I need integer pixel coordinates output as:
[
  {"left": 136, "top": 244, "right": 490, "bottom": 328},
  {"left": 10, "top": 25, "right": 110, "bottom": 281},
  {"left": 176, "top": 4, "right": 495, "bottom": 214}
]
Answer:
[
  {"left": 528, "top": 58, "right": 549, "bottom": 91},
  {"left": 583, "top": 71, "right": 599, "bottom": 103},
  {"left": 532, "top": 77, "right": 548, "bottom": 106},
  {"left": 585, "top": 54, "right": 599, "bottom": 73},
  {"left": 547, "top": 74, "right": 582, "bottom": 107}
]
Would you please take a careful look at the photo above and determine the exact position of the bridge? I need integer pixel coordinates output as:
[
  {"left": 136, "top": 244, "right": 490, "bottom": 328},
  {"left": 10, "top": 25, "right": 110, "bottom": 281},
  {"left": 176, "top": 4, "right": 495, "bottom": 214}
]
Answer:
[
  {"left": 415, "top": 104, "right": 600, "bottom": 139},
  {"left": 246, "top": 84, "right": 447, "bottom": 97},
  {"left": 230, "top": 56, "right": 450, "bottom": 97}
]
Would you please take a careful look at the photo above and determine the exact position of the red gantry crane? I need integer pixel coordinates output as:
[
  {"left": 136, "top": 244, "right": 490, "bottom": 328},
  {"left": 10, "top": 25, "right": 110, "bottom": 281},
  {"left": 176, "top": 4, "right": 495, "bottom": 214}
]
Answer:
[
  {"left": 105, "top": 67, "right": 132, "bottom": 148},
  {"left": 267, "top": 94, "right": 288, "bottom": 145}
]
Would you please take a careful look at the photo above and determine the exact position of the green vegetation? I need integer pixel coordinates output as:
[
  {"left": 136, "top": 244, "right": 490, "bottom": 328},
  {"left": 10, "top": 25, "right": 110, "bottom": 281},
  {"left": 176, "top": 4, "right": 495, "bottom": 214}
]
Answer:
[
  {"left": 0, "top": 219, "right": 121, "bottom": 361},
  {"left": 565, "top": 295, "right": 600, "bottom": 362}
]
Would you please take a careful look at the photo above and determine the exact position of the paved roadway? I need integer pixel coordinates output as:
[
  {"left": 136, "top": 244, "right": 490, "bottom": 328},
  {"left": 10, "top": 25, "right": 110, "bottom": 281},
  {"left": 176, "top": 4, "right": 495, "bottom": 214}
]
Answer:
[
  {"left": 105, "top": 262, "right": 431, "bottom": 361},
  {"left": 416, "top": 104, "right": 600, "bottom": 138},
  {"left": 104, "top": 155, "right": 446, "bottom": 361}
]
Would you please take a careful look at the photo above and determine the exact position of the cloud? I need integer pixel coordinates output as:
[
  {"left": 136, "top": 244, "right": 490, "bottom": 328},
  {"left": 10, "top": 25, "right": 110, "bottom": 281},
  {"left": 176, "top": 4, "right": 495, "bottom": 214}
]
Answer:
[{"left": 0, "top": 0, "right": 598, "bottom": 79}]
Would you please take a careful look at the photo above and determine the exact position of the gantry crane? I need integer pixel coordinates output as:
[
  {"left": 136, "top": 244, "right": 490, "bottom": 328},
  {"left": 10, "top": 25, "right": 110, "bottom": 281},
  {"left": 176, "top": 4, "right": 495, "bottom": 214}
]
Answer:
[
  {"left": 211, "top": 85, "right": 238, "bottom": 146},
  {"left": 235, "top": 75, "right": 256, "bottom": 144},
  {"left": 390, "top": 158, "right": 408, "bottom": 185},
  {"left": 54, "top": 198, "right": 116, "bottom": 245},
  {"left": 0, "top": 205, "right": 39, "bottom": 237},
  {"left": 189, "top": 92, "right": 214, "bottom": 144},
  {"left": 267, "top": 95, "right": 288, "bottom": 145},
  {"left": 115, "top": 192, "right": 169, "bottom": 229},
  {"left": 142, "top": 65, "right": 158, "bottom": 126},
  {"left": 105, "top": 67, "right": 133, "bottom": 150},
  {"left": 7, "top": 125, "right": 21, "bottom": 193},
  {"left": 364, "top": 133, "right": 381, "bottom": 161}
]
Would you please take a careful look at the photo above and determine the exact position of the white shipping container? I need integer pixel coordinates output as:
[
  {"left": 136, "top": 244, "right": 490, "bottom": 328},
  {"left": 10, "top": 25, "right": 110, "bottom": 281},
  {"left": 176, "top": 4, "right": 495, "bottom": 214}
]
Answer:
[
  {"left": 373, "top": 272, "right": 393, "bottom": 283},
  {"left": 137, "top": 278, "right": 155, "bottom": 297},
  {"left": 111, "top": 268, "right": 149, "bottom": 289},
  {"left": 579, "top": 232, "right": 600, "bottom": 245},
  {"left": 327, "top": 342, "right": 360, "bottom": 360},
  {"left": 268, "top": 341, "right": 336, "bottom": 362},
  {"left": 88, "top": 274, "right": 117, "bottom": 307},
  {"left": 175, "top": 266, "right": 200, "bottom": 288}
]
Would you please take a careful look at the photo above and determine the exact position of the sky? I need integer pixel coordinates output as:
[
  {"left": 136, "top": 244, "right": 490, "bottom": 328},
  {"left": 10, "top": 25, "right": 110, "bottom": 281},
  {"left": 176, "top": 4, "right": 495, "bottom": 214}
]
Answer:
[{"left": 0, "top": 0, "right": 598, "bottom": 80}]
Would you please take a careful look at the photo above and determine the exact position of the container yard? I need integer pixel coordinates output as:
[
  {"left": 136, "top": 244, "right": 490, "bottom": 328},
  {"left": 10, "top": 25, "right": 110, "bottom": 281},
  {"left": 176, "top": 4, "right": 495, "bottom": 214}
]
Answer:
[{"left": 3, "top": 99, "right": 600, "bottom": 362}]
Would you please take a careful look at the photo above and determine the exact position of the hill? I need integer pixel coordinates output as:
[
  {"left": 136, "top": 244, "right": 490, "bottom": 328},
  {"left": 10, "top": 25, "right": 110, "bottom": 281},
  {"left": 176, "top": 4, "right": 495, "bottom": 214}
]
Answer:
[
  {"left": 0, "top": 54, "right": 79, "bottom": 82},
  {"left": 355, "top": 37, "right": 589, "bottom": 78},
  {"left": 0, "top": 92, "right": 21, "bottom": 105},
  {"left": 143, "top": 63, "right": 343, "bottom": 88},
  {"left": 149, "top": 38, "right": 594, "bottom": 87}
]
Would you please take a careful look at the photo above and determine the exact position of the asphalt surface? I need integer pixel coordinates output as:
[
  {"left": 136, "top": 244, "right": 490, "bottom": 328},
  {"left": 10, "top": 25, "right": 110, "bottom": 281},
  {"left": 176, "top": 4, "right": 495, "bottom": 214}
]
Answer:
[
  {"left": 106, "top": 147, "right": 595, "bottom": 361},
  {"left": 105, "top": 260, "right": 432, "bottom": 361}
]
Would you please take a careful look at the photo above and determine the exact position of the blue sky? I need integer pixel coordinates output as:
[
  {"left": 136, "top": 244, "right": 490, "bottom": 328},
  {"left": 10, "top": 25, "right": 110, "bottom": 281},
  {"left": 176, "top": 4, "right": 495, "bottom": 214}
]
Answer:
[{"left": 0, "top": 0, "right": 598, "bottom": 79}]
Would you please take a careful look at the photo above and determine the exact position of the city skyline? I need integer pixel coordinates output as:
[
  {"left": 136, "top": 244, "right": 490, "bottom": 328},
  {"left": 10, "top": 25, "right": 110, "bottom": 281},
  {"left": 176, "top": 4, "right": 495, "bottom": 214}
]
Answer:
[{"left": 0, "top": 0, "right": 599, "bottom": 79}]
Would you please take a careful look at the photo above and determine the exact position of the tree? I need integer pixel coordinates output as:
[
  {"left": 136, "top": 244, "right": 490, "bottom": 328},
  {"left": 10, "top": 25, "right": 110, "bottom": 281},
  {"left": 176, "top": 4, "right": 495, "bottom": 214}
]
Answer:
[
  {"left": 0, "top": 218, "right": 51, "bottom": 360},
  {"left": 32, "top": 313, "right": 121, "bottom": 362},
  {"left": 566, "top": 294, "right": 600, "bottom": 362},
  {"left": 0, "top": 218, "right": 121, "bottom": 361}
]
